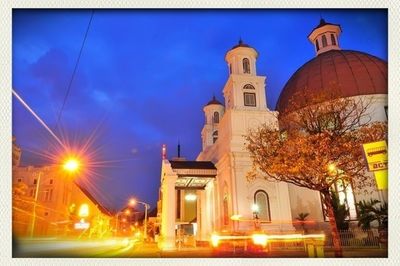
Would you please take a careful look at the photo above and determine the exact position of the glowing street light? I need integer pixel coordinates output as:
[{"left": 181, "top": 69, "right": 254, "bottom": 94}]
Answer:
[
  {"left": 251, "top": 203, "right": 259, "bottom": 213},
  {"left": 328, "top": 163, "right": 337, "bottom": 173},
  {"left": 252, "top": 203, "right": 260, "bottom": 230},
  {"left": 129, "top": 199, "right": 136, "bottom": 206},
  {"left": 63, "top": 157, "right": 80, "bottom": 172}
]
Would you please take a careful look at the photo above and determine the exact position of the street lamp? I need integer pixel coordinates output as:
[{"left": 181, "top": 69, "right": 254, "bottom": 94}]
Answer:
[
  {"left": 29, "top": 171, "right": 42, "bottom": 238},
  {"left": 129, "top": 198, "right": 150, "bottom": 241},
  {"left": 63, "top": 157, "right": 80, "bottom": 172}
]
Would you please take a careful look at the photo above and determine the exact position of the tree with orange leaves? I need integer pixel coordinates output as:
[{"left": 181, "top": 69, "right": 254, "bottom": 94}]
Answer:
[{"left": 245, "top": 86, "right": 387, "bottom": 257}]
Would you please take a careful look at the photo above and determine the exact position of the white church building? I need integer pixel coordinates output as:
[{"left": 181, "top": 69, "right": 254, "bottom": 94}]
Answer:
[{"left": 157, "top": 19, "right": 387, "bottom": 250}]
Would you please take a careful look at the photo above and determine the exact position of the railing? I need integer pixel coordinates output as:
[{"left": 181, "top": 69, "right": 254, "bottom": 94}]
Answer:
[
  {"left": 267, "top": 229, "right": 384, "bottom": 252},
  {"left": 324, "top": 229, "right": 382, "bottom": 248}
]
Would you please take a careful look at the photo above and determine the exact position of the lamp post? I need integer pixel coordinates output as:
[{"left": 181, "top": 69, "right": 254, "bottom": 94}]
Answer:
[
  {"left": 129, "top": 198, "right": 150, "bottom": 241},
  {"left": 29, "top": 171, "right": 42, "bottom": 238},
  {"left": 252, "top": 203, "right": 260, "bottom": 231}
]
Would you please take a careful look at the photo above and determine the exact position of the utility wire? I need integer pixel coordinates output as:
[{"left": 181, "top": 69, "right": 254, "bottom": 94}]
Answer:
[{"left": 56, "top": 10, "right": 95, "bottom": 126}]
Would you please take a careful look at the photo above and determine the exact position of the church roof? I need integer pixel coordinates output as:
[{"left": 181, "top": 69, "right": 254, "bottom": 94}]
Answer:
[
  {"left": 276, "top": 50, "right": 387, "bottom": 114},
  {"left": 205, "top": 95, "right": 223, "bottom": 107},
  {"left": 170, "top": 160, "right": 216, "bottom": 170}
]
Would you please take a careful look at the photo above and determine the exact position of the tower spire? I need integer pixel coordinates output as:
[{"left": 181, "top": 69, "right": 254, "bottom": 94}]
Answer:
[{"left": 177, "top": 140, "right": 181, "bottom": 158}]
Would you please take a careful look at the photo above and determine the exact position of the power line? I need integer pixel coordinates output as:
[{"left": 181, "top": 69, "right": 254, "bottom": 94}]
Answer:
[{"left": 56, "top": 10, "right": 95, "bottom": 126}]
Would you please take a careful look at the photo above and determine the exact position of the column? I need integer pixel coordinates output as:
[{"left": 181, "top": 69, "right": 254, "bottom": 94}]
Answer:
[
  {"left": 198, "top": 189, "right": 208, "bottom": 241},
  {"left": 159, "top": 174, "right": 177, "bottom": 250},
  {"left": 277, "top": 182, "right": 295, "bottom": 232}
]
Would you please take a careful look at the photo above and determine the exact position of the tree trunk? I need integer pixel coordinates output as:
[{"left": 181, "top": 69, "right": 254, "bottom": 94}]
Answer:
[{"left": 321, "top": 189, "right": 343, "bottom": 257}]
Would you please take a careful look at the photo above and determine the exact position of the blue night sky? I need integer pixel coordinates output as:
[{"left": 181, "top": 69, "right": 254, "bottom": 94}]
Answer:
[{"left": 12, "top": 9, "right": 387, "bottom": 212}]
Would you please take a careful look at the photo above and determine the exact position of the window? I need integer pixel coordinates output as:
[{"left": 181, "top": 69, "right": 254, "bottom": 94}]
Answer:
[
  {"left": 254, "top": 190, "right": 271, "bottom": 221},
  {"left": 243, "top": 84, "right": 255, "bottom": 90},
  {"left": 176, "top": 190, "right": 181, "bottom": 220},
  {"left": 44, "top": 189, "right": 49, "bottom": 201},
  {"left": 213, "top": 112, "right": 219, "bottom": 124},
  {"left": 316, "top": 39, "right": 320, "bottom": 51},
  {"left": 229, "top": 64, "right": 232, "bottom": 74},
  {"left": 17, "top": 178, "right": 22, "bottom": 183},
  {"left": 33, "top": 179, "right": 37, "bottom": 185},
  {"left": 44, "top": 212, "right": 49, "bottom": 216},
  {"left": 244, "top": 92, "right": 256, "bottom": 107},
  {"left": 44, "top": 189, "right": 53, "bottom": 202},
  {"left": 49, "top": 179, "right": 53, "bottom": 185},
  {"left": 330, "top": 34, "right": 336, "bottom": 45},
  {"left": 243, "top": 58, "right": 250, "bottom": 74},
  {"left": 322, "top": 35, "right": 328, "bottom": 47},
  {"left": 212, "top": 131, "right": 218, "bottom": 143}
]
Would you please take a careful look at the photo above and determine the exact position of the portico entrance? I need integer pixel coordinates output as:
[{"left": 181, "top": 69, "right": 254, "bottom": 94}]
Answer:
[{"left": 158, "top": 159, "right": 217, "bottom": 250}]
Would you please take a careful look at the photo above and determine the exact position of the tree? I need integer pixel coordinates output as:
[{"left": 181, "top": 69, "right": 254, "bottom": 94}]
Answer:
[
  {"left": 356, "top": 199, "right": 388, "bottom": 230},
  {"left": 295, "top": 212, "right": 309, "bottom": 233},
  {"left": 330, "top": 192, "right": 349, "bottom": 230},
  {"left": 245, "top": 86, "right": 387, "bottom": 257}
]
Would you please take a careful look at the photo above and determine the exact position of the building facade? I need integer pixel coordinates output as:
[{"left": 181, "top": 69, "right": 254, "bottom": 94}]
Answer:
[
  {"left": 12, "top": 163, "right": 112, "bottom": 238},
  {"left": 157, "top": 19, "right": 387, "bottom": 250}
]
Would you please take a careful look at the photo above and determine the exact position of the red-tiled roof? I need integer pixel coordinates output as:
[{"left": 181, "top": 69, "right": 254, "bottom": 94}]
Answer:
[{"left": 276, "top": 50, "right": 387, "bottom": 114}]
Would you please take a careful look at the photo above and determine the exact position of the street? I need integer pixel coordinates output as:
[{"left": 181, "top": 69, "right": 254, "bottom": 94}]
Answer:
[{"left": 13, "top": 237, "right": 387, "bottom": 258}]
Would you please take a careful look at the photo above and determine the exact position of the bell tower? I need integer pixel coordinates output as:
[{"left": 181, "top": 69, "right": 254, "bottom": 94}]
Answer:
[
  {"left": 201, "top": 96, "right": 225, "bottom": 151},
  {"left": 308, "top": 18, "right": 342, "bottom": 56},
  {"left": 223, "top": 39, "right": 268, "bottom": 111}
]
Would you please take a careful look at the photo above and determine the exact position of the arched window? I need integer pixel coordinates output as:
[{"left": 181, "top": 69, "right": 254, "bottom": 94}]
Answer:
[
  {"left": 212, "top": 131, "right": 218, "bottom": 143},
  {"left": 213, "top": 112, "right": 219, "bottom": 124},
  {"left": 322, "top": 35, "right": 328, "bottom": 47},
  {"left": 243, "top": 84, "right": 255, "bottom": 90},
  {"left": 254, "top": 190, "right": 271, "bottom": 221},
  {"left": 316, "top": 39, "right": 320, "bottom": 51},
  {"left": 243, "top": 58, "right": 250, "bottom": 74},
  {"left": 330, "top": 34, "right": 337, "bottom": 45}
]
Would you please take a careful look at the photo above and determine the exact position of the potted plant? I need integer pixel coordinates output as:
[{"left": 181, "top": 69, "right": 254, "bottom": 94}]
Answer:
[{"left": 295, "top": 212, "right": 310, "bottom": 233}]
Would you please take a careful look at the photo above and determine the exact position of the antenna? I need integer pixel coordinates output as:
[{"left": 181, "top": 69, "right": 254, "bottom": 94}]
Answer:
[{"left": 178, "top": 140, "right": 181, "bottom": 158}]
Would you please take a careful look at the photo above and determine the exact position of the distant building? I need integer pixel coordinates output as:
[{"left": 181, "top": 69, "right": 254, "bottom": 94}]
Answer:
[
  {"left": 12, "top": 165, "right": 112, "bottom": 238},
  {"left": 157, "top": 19, "right": 387, "bottom": 250}
]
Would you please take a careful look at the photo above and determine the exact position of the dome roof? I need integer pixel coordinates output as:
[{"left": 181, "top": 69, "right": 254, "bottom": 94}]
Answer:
[
  {"left": 276, "top": 50, "right": 387, "bottom": 114},
  {"left": 205, "top": 96, "right": 223, "bottom": 107}
]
